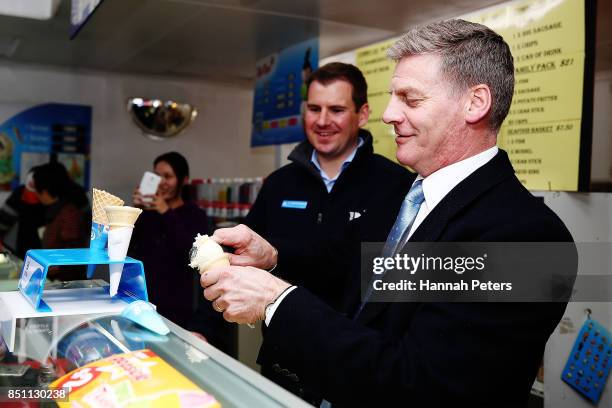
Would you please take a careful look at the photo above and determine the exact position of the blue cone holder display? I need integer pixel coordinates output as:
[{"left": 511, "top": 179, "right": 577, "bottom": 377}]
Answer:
[
  {"left": 18, "top": 248, "right": 148, "bottom": 312},
  {"left": 87, "top": 222, "right": 108, "bottom": 279}
]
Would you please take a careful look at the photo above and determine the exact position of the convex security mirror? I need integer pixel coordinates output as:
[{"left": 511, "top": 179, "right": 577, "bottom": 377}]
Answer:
[{"left": 127, "top": 98, "right": 197, "bottom": 141}]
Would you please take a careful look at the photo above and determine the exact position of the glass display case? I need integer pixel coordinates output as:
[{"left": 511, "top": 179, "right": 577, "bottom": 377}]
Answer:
[
  {"left": 0, "top": 281, "right": 312, "bottom": 407},
  {"left": 0, "top": 250, "right": 22, "bottom": 292}
]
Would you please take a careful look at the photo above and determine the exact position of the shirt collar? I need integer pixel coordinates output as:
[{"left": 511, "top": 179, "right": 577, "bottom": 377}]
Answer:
[
  {"left": 310, "top": 136, "right": 364, "bottom": 182},
  {"left": 416, "top": 146, "right": 498, "bottom": 211}
]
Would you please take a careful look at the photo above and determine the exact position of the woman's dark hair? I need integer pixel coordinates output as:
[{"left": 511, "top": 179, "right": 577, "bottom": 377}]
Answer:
[
  {"left": 32, "top": 162, "right": 89, "bottom": 209},
  {"left": 154, "top": 151, "right": 191, "bottom": 201}
]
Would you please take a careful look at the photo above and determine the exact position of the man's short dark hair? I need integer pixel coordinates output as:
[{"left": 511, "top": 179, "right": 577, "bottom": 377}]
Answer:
[{"left": 306, "top": 62, "right": 368, "bottom": 111}]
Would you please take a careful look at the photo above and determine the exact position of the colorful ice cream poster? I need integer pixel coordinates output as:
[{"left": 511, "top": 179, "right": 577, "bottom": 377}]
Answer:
[
  {"left": 0, "top": 103, "right": 92, "bottom": 190},
  {"left": 250, "top": 38, "right": 319, "bottom": 146},
  {"left": 51, "top": 349, "right": 221, "bottom": 407}
]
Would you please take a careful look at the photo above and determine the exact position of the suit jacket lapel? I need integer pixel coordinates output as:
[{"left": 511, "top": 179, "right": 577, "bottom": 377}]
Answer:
[
  {"left": 409, "top": 150, "right": 516, "bottom": 242},
  {"left": 357, "top": 150, "right": 516, "bottom": 325}
]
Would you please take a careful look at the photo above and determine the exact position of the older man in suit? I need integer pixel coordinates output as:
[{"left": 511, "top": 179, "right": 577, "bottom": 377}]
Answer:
[{"left": 201, "top": 19, "right": 574, "bottom": 407}]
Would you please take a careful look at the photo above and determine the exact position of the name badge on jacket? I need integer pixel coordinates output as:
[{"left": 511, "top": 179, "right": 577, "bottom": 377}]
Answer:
[{"left": 281, "top": 200, "right": 308, "bottom": 209}]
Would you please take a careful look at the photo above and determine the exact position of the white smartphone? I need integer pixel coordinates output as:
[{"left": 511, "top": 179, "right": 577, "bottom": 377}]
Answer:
[{"left": 139, "top": 171, "right": 161, "bottom": 201}]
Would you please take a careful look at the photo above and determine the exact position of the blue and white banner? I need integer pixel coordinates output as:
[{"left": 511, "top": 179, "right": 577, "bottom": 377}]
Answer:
[
  {"left": 0, "top": 103, "right": 92, "bottom": 191},
  {"left": 251, "top": 38, "right": 318, "bottom": 146}
]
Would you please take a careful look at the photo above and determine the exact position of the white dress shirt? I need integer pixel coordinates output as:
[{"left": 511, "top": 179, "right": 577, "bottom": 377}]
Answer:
[
  {"left": 311, "top": 137, "right": 365, "bottom": 192},
  {"left": 406, "top": 146, "right": 499, "bottom": 240}
]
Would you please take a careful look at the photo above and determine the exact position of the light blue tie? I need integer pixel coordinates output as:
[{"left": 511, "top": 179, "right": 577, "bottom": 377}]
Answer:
[
  {"left": 353, "top": 180, "right": 425, "bottom": 319},
  {"left": 321, "top": 182, "right": 426, "bottom": 408},
  {"left": 383, "top": 179, "right": 425, "bottom": 257}
]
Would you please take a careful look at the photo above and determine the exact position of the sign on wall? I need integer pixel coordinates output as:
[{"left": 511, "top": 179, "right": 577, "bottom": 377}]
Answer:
[
  {"left": 0, "top": 103, "right": 92, "bottom": 190},
  {"left": 463, "top": 0, "right": 594, "bottom": 191},
  {"left": 251, "top": 38, "right": 319, "bottom": 147},
  {"left": 355, "top": 38, "right": 398, "bottom": 163},
  {"left": 354, "top": 0, "right": 594, "bottom": 191}
]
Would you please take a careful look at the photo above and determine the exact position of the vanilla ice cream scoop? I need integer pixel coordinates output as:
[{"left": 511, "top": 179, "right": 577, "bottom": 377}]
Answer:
[{"left": 189, "top": 234, "right": 230, "bottom": 273}]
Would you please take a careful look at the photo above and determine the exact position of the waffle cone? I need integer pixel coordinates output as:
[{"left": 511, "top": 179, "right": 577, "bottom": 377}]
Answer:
[
  {"left": 198, "top": 253, "right": 230, "bottom": 274},
  {"left": 105, "top": 205, "right": 142, "bottom": 229},
  {"left": 92, "top": 189, "right": 124, "bottom": 225}
]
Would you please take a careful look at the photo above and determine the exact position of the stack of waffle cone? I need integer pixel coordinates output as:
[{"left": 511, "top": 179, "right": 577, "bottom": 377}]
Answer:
[
  {"left": 92, "top": 189, "right": 124, "bottom": 225},
  {"left": 104, "top": 206, "right": 142, "bottom": 229}
]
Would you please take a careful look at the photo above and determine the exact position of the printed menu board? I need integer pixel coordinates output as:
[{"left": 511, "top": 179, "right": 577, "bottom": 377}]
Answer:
[
  {"left": 463, "top": 0, "right": 593, "bottom": 191},
  {"left": 355, "top": 0, "right": 593, "bottom": 191},
  {"left": 355, "top": 39, "right": 398, "bottom": 162}
]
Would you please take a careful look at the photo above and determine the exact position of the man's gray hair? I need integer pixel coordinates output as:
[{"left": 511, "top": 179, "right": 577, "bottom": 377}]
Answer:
[{"left": 388, "top": 19, "right": 514, "bottom": 131}]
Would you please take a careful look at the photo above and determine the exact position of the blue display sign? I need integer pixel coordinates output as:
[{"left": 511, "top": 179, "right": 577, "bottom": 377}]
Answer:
[
  {"left": 18, "top": 248, "right": 148, "bottom": 312},
  {"left": 251, "top": 38, "right": 319, "bottom": 146},
  {"left": 0, "top": 103, "right": 92, "bottom": 191}
]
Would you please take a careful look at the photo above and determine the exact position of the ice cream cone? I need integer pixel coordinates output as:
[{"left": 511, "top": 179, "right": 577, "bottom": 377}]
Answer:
[
  {"left": 89, "top": 189, "right": 124, "bottom": 279},
  {"left": 92, "top": 189, "right": 124, "bottom": 225},
  {"left": 109, "top": 263, "right": 124, "bottom": 297},
  {"left": 107, "top": 225, "right": 134, "bottom": 259},
  {"left": 198, "top": 253, "right": 230, "bottom": 274},
  {"left": 105, "top": 205, "right": 142, "bottom": 229},
  {"left": 107, "top": 225, "right": 134, "bottom": 297},
  {"left": 105, "top": 206, "right": 141, "bottom": 297},
  {"left": 189, "top": 234, "right": 230, "bottom": 274}
]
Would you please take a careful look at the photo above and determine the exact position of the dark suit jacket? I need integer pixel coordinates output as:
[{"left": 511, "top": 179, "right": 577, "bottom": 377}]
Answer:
[{"left": 258, "top": 150, "right": 575, "bottom": 407}]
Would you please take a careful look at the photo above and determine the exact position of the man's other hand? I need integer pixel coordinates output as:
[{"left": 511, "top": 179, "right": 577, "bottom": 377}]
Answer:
[
  {"left": 201, "top": 265, "right": 290, "bottom": 324},
  {"left": 213, "top": 224, "right": 278, "bottom": 269}
]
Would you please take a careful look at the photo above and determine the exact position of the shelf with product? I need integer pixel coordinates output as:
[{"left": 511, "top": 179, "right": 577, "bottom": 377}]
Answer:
[
  {"left": 0, "top": 249, "right": 23, "bottom": 291},
  {"left": 0, "top": 280, "right": 312, "bottom": 407},
  {"left": 189, "top": 177, "right": 264, "bottom": 230}
]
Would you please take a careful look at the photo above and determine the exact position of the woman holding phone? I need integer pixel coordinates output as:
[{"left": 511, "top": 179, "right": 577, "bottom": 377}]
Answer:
[{"left": 129, "top": 151, "right": 235, "bottom": 355}]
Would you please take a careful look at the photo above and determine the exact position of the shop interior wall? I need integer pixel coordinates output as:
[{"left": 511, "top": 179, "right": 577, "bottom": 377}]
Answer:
[
  {"left": 0, "top": 62, "right": 276, "bottom": 203},
  {"left": 538, "top": 191, "right": 612, "bottom": 408}
]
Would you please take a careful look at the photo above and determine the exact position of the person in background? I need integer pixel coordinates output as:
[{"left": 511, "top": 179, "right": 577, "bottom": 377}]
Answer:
[
  {"left": 32, "top": 162, "right": 90, "bottom": 280},
  {"left": 129, "top": 151, "right": 235, "bottom": 355},
  {"left": 246, "top": 62, "right": 412, "bottom": 314},
  {"left": 0, "top": 170, "right": 45, "bottom": 258},
  {"left": 245, "top": 62, "right": 412, "bottom": 399}
]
